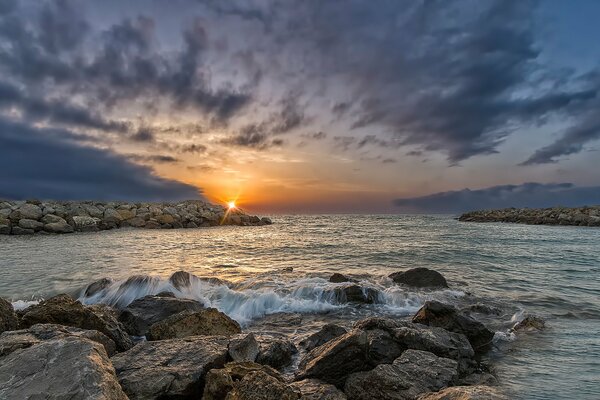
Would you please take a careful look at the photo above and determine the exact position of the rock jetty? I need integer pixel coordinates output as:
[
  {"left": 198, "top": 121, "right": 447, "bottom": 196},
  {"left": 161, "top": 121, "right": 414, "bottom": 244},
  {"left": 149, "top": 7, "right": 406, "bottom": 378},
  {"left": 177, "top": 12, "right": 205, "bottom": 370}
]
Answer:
[
  {"left": 0, "top": 199, "right": 272, "bottom": 235},
  {"left": 459, "top": 206, "right": 600, "bottom": 227}
]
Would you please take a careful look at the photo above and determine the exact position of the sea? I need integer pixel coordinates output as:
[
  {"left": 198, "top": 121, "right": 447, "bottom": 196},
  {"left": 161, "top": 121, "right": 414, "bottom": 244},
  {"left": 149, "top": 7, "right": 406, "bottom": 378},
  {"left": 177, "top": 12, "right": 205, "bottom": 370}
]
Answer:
[{"left": 1, "top": 215, "right": 598, "bottom": 399}]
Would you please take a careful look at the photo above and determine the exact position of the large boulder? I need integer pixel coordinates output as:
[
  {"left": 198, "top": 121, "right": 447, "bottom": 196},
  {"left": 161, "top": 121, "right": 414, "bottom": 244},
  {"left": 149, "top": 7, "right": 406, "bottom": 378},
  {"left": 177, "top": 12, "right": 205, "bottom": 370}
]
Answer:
[
  {"left": 256, "top": 335, "right": 298, "bottom": 370},
  {"left": 229, "top": 333, "right": 260, "bottom": 362},
  {"left": 19, "top": 294, "right": 133, "bottom": 351},
  {"left": 71, "top": 215, "right": 99, "bottom": 232},
  {"left": 203, "top": 361, "right": 283, "bottom": 400},
  {"left": 147, "top": 308, "right": 241, "bottom": 340},
  {"left": 225, "top": 370, "right": 299, "bottom": 400},
  {"left": 44, "top": 220, "right": 74, "bottom": 233},
  {"left": 14, "top": 203, "right": 43, "bottom": 220},
  {"left": 389, "top": 268, "right": 448, "bottom": 288},
  {"left": 291, "top": 379, "right": 347, "bottom": 400},
  {"left": 0, "top": 323, "right": 116, "bottom": 357},
  {"left": 118, "top": 294, "right": 204, "bottom": 336},
  {"left": 417, "top": 385, "right": 508, "bottom": 400},
  {"left": 0, "top": 298, "right": 18, "bottom": 334},
  {"left": 0, "top": 337, "right": 127, "bottom": 400},
  {"left": 112, "top": 336, "right": 230, "bottom": 399},
  {"left": 512, "top": 315, "right": 545, "bottom": 332},
  {"left": 300, "top": 324, "right": 348, "bottom": 352},
  {"left": 344, "top": 350, "right": 458, "bottom": 400},
  {"left": 413, "top": 301, "right": 495, "bottom": 352},
  {"left": 333, "top": 285, "right": 380, "bottom": 304},
  {"left": 329, "top": 273, "right": 355, "bottom": 283},
  {"left": 18, "top": 218, "right": 44, "bottom": 231}
]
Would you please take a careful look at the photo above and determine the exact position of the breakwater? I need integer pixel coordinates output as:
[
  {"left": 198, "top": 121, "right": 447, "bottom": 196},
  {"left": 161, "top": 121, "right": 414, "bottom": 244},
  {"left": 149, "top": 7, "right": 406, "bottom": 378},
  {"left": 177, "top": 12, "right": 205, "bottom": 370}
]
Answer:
[
  {"left": 459, "top": 206, "right": 600, "bottom": 226},
  {"left": 0, "top": 199, "right": 271, "bottom": 235}
]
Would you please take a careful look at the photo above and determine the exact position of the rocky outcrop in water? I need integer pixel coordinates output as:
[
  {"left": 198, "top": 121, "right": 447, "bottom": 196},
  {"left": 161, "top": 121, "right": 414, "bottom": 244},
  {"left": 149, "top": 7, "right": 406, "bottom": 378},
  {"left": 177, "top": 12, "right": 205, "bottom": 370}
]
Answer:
[
  {"left": 417, "top": 385, "right": 508, "bottom": 400},
  {"left": 459, "top": 206, "right": 600, "bottom": 227},
  {"left": 389, "top": 268, "right": 449, "bottom": 288},
  {"left": 0, "top": 298, "right": 19, "bottom": 334},
  {"left": 0, "top": 199, "right": 272, "bottom": 235},
  {"left": 147, "top": 308, "right": 242, "bottom": 340}
]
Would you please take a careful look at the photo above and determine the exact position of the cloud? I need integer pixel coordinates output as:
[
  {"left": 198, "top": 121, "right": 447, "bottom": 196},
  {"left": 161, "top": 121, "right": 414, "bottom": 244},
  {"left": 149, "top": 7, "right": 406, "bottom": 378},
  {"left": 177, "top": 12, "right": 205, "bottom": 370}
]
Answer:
[
  {"left": 393, "top": 182, "right": 600, "bottom": 213},
  {"left": 0, "top": 117, "right": 200, "bottom": 201}
]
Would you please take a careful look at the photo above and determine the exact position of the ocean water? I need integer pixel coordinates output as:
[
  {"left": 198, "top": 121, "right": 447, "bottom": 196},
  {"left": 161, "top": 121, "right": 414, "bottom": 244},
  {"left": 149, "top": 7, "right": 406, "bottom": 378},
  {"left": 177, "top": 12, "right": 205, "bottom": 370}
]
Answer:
[{"left": 1, "top": 215, "right": 599, "bottom": 399}]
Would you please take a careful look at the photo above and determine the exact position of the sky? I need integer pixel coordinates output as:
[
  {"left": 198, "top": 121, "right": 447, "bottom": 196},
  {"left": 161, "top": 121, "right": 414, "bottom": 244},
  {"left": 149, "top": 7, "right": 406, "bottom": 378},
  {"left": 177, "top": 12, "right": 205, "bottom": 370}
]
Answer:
[{"left": 1, "top": 0, "right": 600, "bottom": 213}]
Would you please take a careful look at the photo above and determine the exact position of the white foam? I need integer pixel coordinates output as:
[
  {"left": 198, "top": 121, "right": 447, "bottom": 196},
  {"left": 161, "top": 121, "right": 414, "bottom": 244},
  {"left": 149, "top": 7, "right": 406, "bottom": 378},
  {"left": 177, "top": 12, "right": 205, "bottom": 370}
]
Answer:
[{"left": 12, "top": 299, "right": 40, "bottom": 310}]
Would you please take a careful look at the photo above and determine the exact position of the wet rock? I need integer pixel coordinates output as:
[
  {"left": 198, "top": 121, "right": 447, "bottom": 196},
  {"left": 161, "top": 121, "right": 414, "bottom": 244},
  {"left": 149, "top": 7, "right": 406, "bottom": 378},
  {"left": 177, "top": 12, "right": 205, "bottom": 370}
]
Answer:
[
  {"left": 389, "top": 268, "right": 448, "bottom": 288},
  {"left": 0, "top": 298, "right": 19, "bottom": 334},
  {"left": 169, "top": 270, "right": 199, "bottom": 290},
  {"left": 20, "top": 294, "right": 133, "bottom": 351},
  {"left": 291, "top": 379, "right": 347, "bottom": 400},
  {"left": 147, "top": 308, "right": 241, "bottom": 340},
  {"left": 300, "top": 323, "right": 348, "bottom": 352},
  {"left": 0, "top": 337, "right": 127, "bottom": 400},
  {"left": 112, "top": 336, "right": 229, "bottom": 399},
  {"left": 329, "top": 273, "right": 355, "bottom": 283},
  {"left": 0, "top": 323, "right": 116, "bottom": 357},
  {"left": 333, "top": 285, "right": 380, "bottom": 304},
  {"left": 344, "top": 350, "right": 458, "bottom": 400},
  {"left": 256, "top": 336, "right": 298, "bottom": 370},
  {"left": 203, "top": 361, "right": 283, "bottom": 400},
  {"left": 229, "top": 333, "right": 260, "bottom": 362},
  {"left": 413, "top": 301, "right": 495, "bottom": 352},
  {"left": 417, "top": 385, "right": 508, "bottom": 400},
  {"left": 225, "top": 370, "right": 299, "bottom": 400},
  {"left": 83, "top": 277, "right": 113, "bottom": 297},
  {"left": 512, "top": 315, "right": 545, "bottom": 332},
  {"left": 119, "top": 294, "right": 204, "bottom": 336}
]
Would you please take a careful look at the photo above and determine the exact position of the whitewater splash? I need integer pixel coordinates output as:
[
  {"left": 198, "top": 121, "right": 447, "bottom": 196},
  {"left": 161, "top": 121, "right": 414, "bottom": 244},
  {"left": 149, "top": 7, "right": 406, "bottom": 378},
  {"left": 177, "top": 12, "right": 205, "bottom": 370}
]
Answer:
[{"left": 77, "top": 271, "right": 466, "bottom": 325}]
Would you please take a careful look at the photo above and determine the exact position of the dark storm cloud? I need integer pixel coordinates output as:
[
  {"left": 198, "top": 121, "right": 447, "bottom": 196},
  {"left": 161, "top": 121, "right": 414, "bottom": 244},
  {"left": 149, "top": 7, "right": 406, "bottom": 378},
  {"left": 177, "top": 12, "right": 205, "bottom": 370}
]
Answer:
[
  {"left": 128, "top": 154, "right": 180, "bottom": 164},
  {"left": 0, "top": 117, "right": 201, "bottom": 201},
  {"left": 394, "top": 182, "right": 600, "bottom": 213}
]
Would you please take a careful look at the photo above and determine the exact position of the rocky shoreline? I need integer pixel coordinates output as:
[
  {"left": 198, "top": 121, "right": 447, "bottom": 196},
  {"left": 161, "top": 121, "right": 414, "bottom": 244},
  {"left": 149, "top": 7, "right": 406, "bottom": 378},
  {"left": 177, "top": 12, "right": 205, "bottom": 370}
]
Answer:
[
  {"left": 0, "top": 199, "right": 272, "bottom": 235},
  {"left": 459, "top": 205, "right": 600, "bottom": 227},
  {"left": 0, "top": 268, "right": 542, "bottom": 399}
]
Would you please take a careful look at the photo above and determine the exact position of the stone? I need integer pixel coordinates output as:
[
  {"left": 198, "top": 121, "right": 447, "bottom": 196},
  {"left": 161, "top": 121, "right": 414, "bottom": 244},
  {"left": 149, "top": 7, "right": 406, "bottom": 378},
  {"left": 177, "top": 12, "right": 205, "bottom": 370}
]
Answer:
[
  {"left": 0, "top": 337, "right": 127, "bottom": 400},
  {"left": 417, "top": 385, "right": 508, "bottom": 400},
  {"left": 126, "top": 216, "right": 146, "bottom": 227},
  {"left": 333, "top": 285, "right": 380, "bottom": 304},
  {"left": 512, "top": 315, "right": 545, "bottom": 332},
  {"left": 291, "top": 379, "right": 347, "bottom": 400},
  {"left": 0, "top": 298, "right": 19, "bottom": 334},
  {"left": 10, "top": 226, "right": 34, "bottom": 235},
  {"left": 0, "top": 224, "right": 10, "bottom": 235},
  {"left": 413, "top": 301, "right": 495, "bottom": 352},
  {"left": 41, "top": 214, "right": 65, "bottom": 224},
  {"left": 43, "top": 220, "right": 75, "bottom": 233},
  {"left": 225, "top": 370, "right": 299, "bottom": 400},
  {"left": 83, "top": 204, "right": 104, "bottom": 218},
  {"left": 187, "top": 221, "right": 199, "bottom": 228},
  {"left": 144, "top": 220, "right": 161, "bottom": 229},
  {"left": 148, "top": 308, "right": 241, "bottom": 340},
  {"left": 203, "top": 361, "right": 283, "bottom": 400},
  {"left": 261, "top": 217, "right": 273, "bottom": 225},
  {"left": 0, "top": 323, "right": 116, "bottom": 357},
  {"left": 229, "top": 333, "right": 260, "bottom": 362},
  {"left": 83, "top": 277, "right": 114, "bottom": 297},
  {"left": 72, "top": 215, "right": 99, "bottom": 231},
  {"left": 344, "top": 350, "right": 458, "bottom": 400},
  {"left": 256, "top": 336, "right": 298, "bottom": 370},
  {"left": 170, "top": 270, "right": 199, "bottom": 289},
  {"left": 156, "top": 213, "right": 175, "bottom": 224},
  {"left": 20, "top": 294, "right": 133, "bottom": 351},
  {"left": 103, "top": 208, "right": 123, "bottom": 224},
  {"left": 18, "top": 218, "right": 44, "bottom": 230},
  {"left": 15, "top": 203, "right": 42, "bottom": 220},
  {"left": 119, "top": 294, "right": 204, "bottom": 336},
  {"left": 112, "top": 336, "right": 229, "bottom": 399},
  {"left": 329, "top": 273, "right": 355, "bottom": 283},
  {"left": 300, "top": 324, "right": 348, "bottom": 352},
  {"left": 117, "top": 208, "right": 136, "bottom": 220},
  {"left": 389, "top": 268, "right": 448, "bottom": 288}
]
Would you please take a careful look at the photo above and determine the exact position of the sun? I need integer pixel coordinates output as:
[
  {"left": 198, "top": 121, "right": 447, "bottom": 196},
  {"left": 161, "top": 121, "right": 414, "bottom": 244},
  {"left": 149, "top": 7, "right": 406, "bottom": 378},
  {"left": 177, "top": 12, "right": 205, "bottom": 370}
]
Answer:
[{"left": 227, "top": 201, "right": 236, "bottom": 209}]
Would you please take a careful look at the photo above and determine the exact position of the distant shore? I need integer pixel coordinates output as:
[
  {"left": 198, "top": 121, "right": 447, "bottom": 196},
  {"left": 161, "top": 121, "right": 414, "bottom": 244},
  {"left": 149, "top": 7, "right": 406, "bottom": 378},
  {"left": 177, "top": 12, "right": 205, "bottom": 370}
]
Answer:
[
  {"left": 0, "top": 199, "right": 271, "bottom": 235},
  {"left": 459, "top": 206, "right": 600, "bottom": 227}
]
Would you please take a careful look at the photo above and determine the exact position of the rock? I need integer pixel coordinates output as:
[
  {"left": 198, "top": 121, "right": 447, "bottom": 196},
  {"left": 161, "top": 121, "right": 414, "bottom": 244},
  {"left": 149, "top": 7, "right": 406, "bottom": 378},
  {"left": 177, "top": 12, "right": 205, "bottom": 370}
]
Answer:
[
  {"left": 71, "top": 215, "right": 99, "bottom": 231},
  {"left": 144, "top": 220, "right": 161, "bottom": 229},
  {"left": 117, "top": 208, "right": 136, "bottom": 220},
  {"left": 413, "top": 301, "right": 495, "bottom": 352},
  {"left": 103, "top": 208, "right": 123, "bottom": 224},
  {"left": 147, "top": 308, "right": 241, "bottom": 340},
  {"left": 20, "top": 294, "right": 133, "bottom": 351},
  {"left": 0, "top": 224, "right": 10, "bottom": 235},
  {"left": 126, "top": 216, "right": 146, "bottom": 227},
  {"left": 261, "top": 217, "right": 273, "bottom": 225},
  {"left": 15, "top": 203, "right": 43, "bottom": 220},
  {"left": 333, "top": 285, "right": 380, "bottom": 304},
  {"left": 389, "top": 268, "right": 448, "bottom": 288},
  {"left": 291, "top": 379, "right": 347, "bottom": 400},
  {"left": 83, "top": 277, "right": 113, "bottom": 297},
  {"left": 344, "top": 350, "right": 458, "bottom": 400},
  {"left": 11, "top": 226, "right": 34, "bottom": 235},
  {"left": 229, "top": 333, "right": 260, "bottom": 362},
  {"left": 256, "top": 336, "right": 298, "bottom": 370},
  {"left": 18, "top": 218, "right": 44, "bottom": 231},
  {"left": 44, "top": 220, "right": 74, "bottom": 233},
  {"left": 83, "top": 204, "right": 104, "bottom": 218},
  {"left": 112, "top": 336, "right": 230, "bottom": 399},
  {"left": 0, "top": 298, "right": 19, "bottom": 334},
  {"left": 0, "top": 323, "right": 116, "bottom": 357},
  {"left": 329, "top": 273, "right": 355, "bottom": 283},
  {"left": 512, "top": 315, "right": 545, "bottom": 332},
  {"left": 225, "top": 370, "right": 299, "bottom": 400},
  {"left": 0, "top": 337, "right": 128, "bottom": 400},
  {"left": 169, "top": 270, "right": 199, "bottom": 290},
  {"left": 417, "top": 385, "right": 508, "bottom": 400},
  {"left": 156, "top": 213, "right": 175, "bottom": 224},
  {"left": 203, "top": 361, "right": 283, "bottom": 400},
  {"left": 300, "top": 324, "right": 348, "bottom": 352},
  {"left": 118, "top": 294, "right": 204, "bottom": 336},
  {"left": 41, "top": 214, "right": 66, "bottom": 224}
]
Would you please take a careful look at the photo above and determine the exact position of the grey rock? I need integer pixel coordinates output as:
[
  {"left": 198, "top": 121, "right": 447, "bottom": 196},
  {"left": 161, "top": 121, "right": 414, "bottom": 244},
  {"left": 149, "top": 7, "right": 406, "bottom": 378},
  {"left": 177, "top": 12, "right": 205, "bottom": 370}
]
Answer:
[
  {"left": 225, "top": 370, "right": 299, "bottom": 400},
  {"left": 333, "top": 285, "right": 380, "bottom": 304},
  {"left": 417, "top": 385, "right": 508, "bottom": 400},
  {"left": 329, "top": 273, "right": 355, "bottom": 283},
  {"left": 389, "top": 268, "right": 448, "bottom": 288},
  {"left": 344, "top": 350, "right": 458, "bottom": 400},
  {"left": 229, "top": 333, "right": 260, "bottom": 362},
  {"left": 15, "top": 203, "right": 43, "bottom": 220},
  {"left": 18, "top": 218, "right": 44, "bottom": 230},
  {"left": 291, "top": 379, "right": 347, "bottom": 400},
  {"left": 512, "top": 315, "right": 545, "bottom": 332},
  {"left": 147, "top": 308, "right": 241, "bottom": 340},
  {"left": 83, "top": 277, "right": 113, "bottom": 297},
  {"left": 112, "top": 336, "right": 230, "bottom": 399},
  {"left": 256, "top": 336, "right": 298, "bottom": 370},
  {"left": 103, "top": 208, "right": 123, "bottom": 224},
  {"left": 0, "top": 224, "right": 10, "bottom": 235},
  {"left": 203, "top": 361, "right": 283, "bottom": 400},
  {"left": 11, "top": 226, "right": 34, "bottom": 235},
  {"left": 44, "top": 220, "right": 74, "bottom": 233},
  {"left": 0, "top": 298, "right": 19, "bottom": 334},
  {"left": 0, "top": 337, "right": 127, "bottom": 400},
  {"left": 72, "top": 215, "right": 99, "bottom": 231},
  {"left": 300, "top": 324, "right": 348, "bottom": 352},
  {"left": 40, "top": 214, "right": 66, "bottom": 224}
]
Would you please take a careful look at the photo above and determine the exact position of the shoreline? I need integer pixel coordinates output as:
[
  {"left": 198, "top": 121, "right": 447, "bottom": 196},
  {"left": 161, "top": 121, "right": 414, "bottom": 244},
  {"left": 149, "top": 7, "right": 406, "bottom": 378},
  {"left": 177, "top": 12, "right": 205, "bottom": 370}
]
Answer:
[
  {"left": 459, "top": 205, "right": 600, "bottom": 227},
  {"left": 0, "top": 199, "right": 271, "bottom": 235}
]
